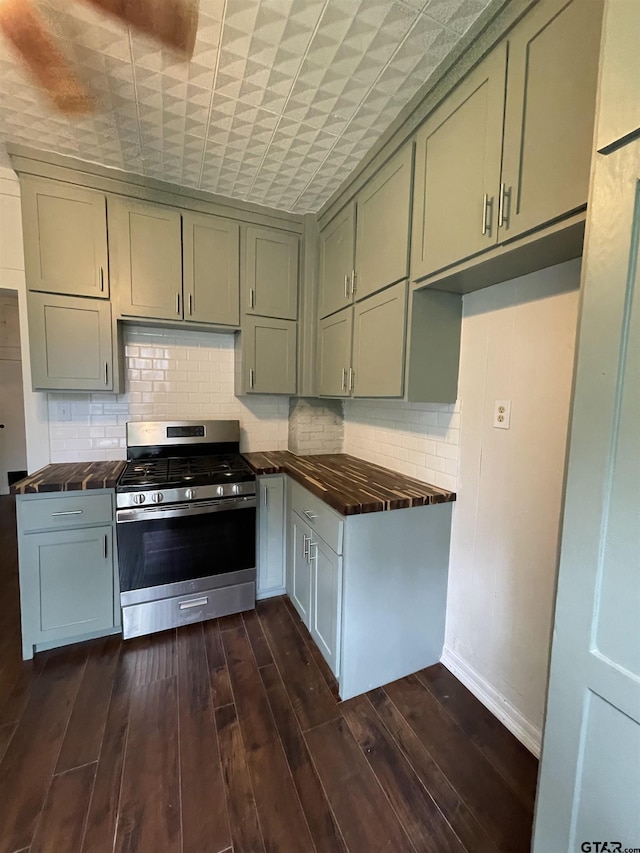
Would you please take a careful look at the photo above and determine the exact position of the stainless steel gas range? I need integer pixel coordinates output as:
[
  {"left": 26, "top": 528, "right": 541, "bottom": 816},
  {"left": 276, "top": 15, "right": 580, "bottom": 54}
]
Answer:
[{"left": 116, "top": 420, "right": 256, "bottom": 639}]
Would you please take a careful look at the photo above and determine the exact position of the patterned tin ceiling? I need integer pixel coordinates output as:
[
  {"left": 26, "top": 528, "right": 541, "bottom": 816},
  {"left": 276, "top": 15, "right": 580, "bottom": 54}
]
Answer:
[{"left": 0, "top": 0, "right": 492, "bottom": 213}]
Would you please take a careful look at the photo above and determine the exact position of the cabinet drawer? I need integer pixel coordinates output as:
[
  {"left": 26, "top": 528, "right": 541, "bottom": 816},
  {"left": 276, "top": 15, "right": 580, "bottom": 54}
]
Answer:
[
  {"left": 289, "top": 478, "right": 343, "bottom": 555},
  {"left": 19, "top": 493, "right": 114, "bottom": 532}
]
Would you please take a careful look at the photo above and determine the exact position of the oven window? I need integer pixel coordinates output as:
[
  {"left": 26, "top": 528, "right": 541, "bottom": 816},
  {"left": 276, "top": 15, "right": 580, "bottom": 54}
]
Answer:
[{"left": 117, "top": 506, "right": 256, "bottom": 592}]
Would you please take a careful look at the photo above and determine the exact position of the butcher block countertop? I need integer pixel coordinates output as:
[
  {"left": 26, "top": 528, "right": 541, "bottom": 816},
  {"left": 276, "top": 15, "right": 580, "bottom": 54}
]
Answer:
[
  {"left": 242, "top": 451, "right": 456, "bottom": 515},
  {"left": 11, "top": 461, "right": 126, "bottom": 495}
]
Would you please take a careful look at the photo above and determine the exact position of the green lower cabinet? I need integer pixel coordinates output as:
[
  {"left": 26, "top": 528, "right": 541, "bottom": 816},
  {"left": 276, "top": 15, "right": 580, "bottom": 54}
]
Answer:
[
  {"left": 288, "top": 511, "right": 313, "bottom": 625},
  {"left": 257, "top": 475, "right": 286, "bottom": 598},
  {"left": 17, "top": 491, "right": 119, "bottom": 660},
  {"left": 308, "top": 535, "right": 342, "bottom": 677}
]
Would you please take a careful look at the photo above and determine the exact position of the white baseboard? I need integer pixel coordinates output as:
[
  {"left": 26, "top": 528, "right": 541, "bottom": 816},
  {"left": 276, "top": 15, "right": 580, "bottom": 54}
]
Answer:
[
  {"left": 256, "top": 587, "right": 286, "bottom": 601},
  {"left": 440, "top": 645, "right": 542, "bottom": 757}
]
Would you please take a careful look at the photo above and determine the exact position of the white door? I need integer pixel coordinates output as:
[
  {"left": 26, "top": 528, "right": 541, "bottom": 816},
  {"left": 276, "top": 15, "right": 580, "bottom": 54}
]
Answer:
[
  {"left": 532, "top": 141, "right": 640, "bottom": 849},
  {"left": 0, "top": 294, "right": 27, "bottom": 494}
]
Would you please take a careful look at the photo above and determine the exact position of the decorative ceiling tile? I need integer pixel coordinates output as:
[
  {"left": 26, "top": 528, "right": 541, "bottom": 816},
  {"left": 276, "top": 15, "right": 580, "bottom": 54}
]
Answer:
[{"left": 0, "top": 0, "right": 498, "bottom": 212}]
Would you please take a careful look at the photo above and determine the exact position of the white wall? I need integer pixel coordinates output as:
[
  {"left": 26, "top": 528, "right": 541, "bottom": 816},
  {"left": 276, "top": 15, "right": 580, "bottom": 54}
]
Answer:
[
  {"left": 48, "top": 325, "right": 290, "bottom": 461},
  {"left": 344, "top": 400, "right": 460, "bottom": 492},
  {"left": 443, "top": 259, "right": 581, "bottom": 755},
  {"left": 0, "top": 167, "right": 49, "bottom": 473}
]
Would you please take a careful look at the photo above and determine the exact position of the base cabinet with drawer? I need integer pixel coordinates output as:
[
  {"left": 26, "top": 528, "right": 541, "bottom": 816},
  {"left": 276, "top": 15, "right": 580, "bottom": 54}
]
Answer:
[
  {"left": 16, "top": 490, "right": 120, "bottom": 660},
  {"left": 286, "top": 477, "right": 452, "bottom": 699}
]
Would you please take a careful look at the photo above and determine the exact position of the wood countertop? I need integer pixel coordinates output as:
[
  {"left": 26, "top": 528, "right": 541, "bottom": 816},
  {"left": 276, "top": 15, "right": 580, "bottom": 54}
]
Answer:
[
  {"left": 242, "top": 451, "right": 456, "bottom": 515},
  {"left": 11, "top": 461, "right": 126, "bottom": 495}
]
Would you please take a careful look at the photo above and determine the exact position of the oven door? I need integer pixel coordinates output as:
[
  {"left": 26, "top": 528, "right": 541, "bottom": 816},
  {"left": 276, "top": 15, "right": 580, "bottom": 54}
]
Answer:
[{"left": 116, "top": 496, "right": 256, "bottom": 596}]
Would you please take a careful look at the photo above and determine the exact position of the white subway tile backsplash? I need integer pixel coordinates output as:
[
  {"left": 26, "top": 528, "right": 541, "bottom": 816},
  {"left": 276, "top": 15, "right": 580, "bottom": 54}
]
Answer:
[{"left": 47, "top": 325, "right": 290, "bottom": 462}]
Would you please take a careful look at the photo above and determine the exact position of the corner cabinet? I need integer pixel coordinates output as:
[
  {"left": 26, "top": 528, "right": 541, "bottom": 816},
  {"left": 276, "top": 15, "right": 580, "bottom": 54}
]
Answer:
[
  {"left": 285, "top": 477, "right": 452, "bottom": 698},
  {"left": 28, "top": 292, "right": 115, "bottom": 391},
  {"left": 237, "top": 316, "right": 297, "bottom": 395},
  {"left": 17, "top": 490, "right": 120, "bottom": 660},
  {"left": 318, "top": 202, "right": 356, "bottom": 319},
  {"left": 257, "top": 475, "right": 286, "bottom": 598},
  {"left": 21, "top": 177, "right": 109, "bottom": 299}
]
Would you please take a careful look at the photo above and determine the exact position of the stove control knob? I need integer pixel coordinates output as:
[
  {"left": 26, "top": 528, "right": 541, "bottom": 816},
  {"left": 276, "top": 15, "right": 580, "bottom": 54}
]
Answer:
[
  {"left": 232, "top": 484, "right": 240, "bottom": 495},
  {"left": 151, "top": 492, "right": 163, "bottom": 504},
  {"left": 133, "top": 493, "right": 146, "bottom": 505},
  {"left": 185, "top": 488, "right": 196, "bottom": 500},
  {"left": 216, "top": 486, "right": 224, "bottom": 497}
]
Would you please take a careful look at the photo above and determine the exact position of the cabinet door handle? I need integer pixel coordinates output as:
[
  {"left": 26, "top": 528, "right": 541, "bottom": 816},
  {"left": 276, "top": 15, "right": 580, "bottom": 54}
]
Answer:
[
  {"left": 104, "top": 362, "right": 109, "bottom": 386},
  {"left": 51, "top": 509, "right": 83, "bottom": 517},
  {"left": 344, "top": 273, "right": 350, "bottom": 299},
  {"left": 351, "top": 269, "right": 357, "bottom": 295},
  {"left": 176, "top": 292, "right": 181, "bottom": 315},
  {"left": 263, "top": 485, "right": 268, "bottom": 507},
  {"left": 104, "top": 535, "right": 108, "bottom": 559},
  {"left": 348, "top": 367, "right": 355, "bottom": 392},
  {"left": 303, "top": 510, "right": 317, "bottom": 521},
  {"left": 249, "top": 288, "right": 255, "bottom": 309},
  {"left": 481, "top": 193, "right": 494, "bottom": 237},
  {"left": 99, "top": 266, "right": 105, "bottom": 292},
  {"left": 249, "top": 368, "right": 255, "bottom": 389},
  {"left": 341, "top": 367, "right": 347, "bottom": 391},
  {"left": 498, "top": 182, "right": 510, "bottom": 228},
  {"left": 303, "top": 534, "right": 311, "bottom": 559},
  {"left": 309, "top": 542, "right": 318, "bottom": 565},
  {"left": 188, "top": 293, "right": 193, "bottom": 316}
]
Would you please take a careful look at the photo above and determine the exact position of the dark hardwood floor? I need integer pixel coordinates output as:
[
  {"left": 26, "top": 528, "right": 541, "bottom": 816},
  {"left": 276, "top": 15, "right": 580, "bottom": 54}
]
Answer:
[{"left": 0, "top": 495, "right": 539, "bottom": 853}]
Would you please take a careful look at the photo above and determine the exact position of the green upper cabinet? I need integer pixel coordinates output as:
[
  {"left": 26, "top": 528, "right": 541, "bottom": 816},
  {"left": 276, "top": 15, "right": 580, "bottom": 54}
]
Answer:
[
  {"left": 21, "top": 177, "right": 109, "bottom": 298},
  {"left": 183, "top": 211, "right": 240, "bottom": 327},
  {"left": 241, "top": 315, "right": 297, "bottom": 395},
  {"left": 411, "top": 44, "right": 507, "bottom": 281},
  {"left": 318, "top": 202, "right": 356, "bottom": 319},
  {"left": 28, "top": 292, "right": 114, "bottom": 391},
  {"left": 244, "top": 226, "right": 299, "bottom": 320},
  {"left": 352, "top": 281, "right": 407, "bottom": 398},
  {"left": 500, "top": 0, "right": 604, "bottom": 241},
  {"left": 109, "top": 196, "right": 183, "bottom": 321},
  {"left": 317, "top": 307, "right": 353, "bottom": 397},
  {"left": 354, "top": 145, "right": 413, "bottom": 302}
]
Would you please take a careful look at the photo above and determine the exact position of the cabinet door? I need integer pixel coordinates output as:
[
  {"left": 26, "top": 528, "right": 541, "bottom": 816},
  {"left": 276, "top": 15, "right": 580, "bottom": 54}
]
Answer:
[
  {"left": 411, "top": 44, "right": 507, "bottom": 280},
  {"left": 28, "top": 293, "right": 113, "bottom": 391},
  {"left": 109, "top": 197, "right": 183, "bottom": 320},
  {"left": 20, "top": 526, "right": 115, "bottom": 646},
  {"left": 500, "top": 0, "right": 603, "bottom": 241},
  {"left": 245, "top": 227, "right": 299, "bottom": 320},
  {"left": 257, "top": 476, "right": 285, "bottom": 597},
  {"left": 319, "top": 202, "right": 356, "bottom": 319},
  {"left": 317, "top": 307, "right": 352, "bottom": 397},
  {"left": 183, "top": 212, "right": 240, "bottom": 327},
  {"left": 309, "top": 537, "right": 342, "bottom": 677},
  {"left": 244, "top": 316, "right": 297, "bottom": 394},
  {"left": 352, "top": 282, "right": 407, "bottom": 398},
  {"left": 355, "top": 145, "right": 413, "bottom": 301},
  {"left": 22, "top": 177, "right": 108, "bottom": 298},
  {"left": 288, "top": 513, "right": 312, "bottom": 625}
]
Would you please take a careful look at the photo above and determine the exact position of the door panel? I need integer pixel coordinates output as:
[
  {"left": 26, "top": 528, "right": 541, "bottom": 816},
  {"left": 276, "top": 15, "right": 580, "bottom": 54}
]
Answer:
[
  {"left": 28, "top": 292, "right": 113, "bottom": 391},
  {"left": 532, "top": 141, "right": 640, "bottom": 852},
  {"left": 319, "top": 202, "right": 355, "bottom": 319},
  {"left": 22, "top": 178, "right": 108, "bottom": 298},
  {"left": 501, "top": 0, "right": 603, "bottom": 240},
  {"left": 309, "top": 537, "right": 341, "bottom": 677},
  {"left": 258, "top": 476, "right": 285, "bottom": 596},
  {"left": 355, "top": 144, "right": 413, "bottom": 300},
  {"left": 244, "top": 316, "right": 297, "bottom": 394},
  {"left": 352, "top": 282, "right": 407, "bottom": 398},
  {"left": 411, "top": 44, "right": 506, "bottom": 279},
  {"left": 289, "top": 513, "right": 311, "bottom": 624},
  {"left": 245, "top": 227, "right": 299, "bottom": 320},
  {"left": 317, "top": 307, "right": 352, "bottom": 397},
  {"left": 183, "top": 212, "right": 240, "bottom": 326},
  {"left": 109, "top": 197, "right": 182, "bottom": 320}
]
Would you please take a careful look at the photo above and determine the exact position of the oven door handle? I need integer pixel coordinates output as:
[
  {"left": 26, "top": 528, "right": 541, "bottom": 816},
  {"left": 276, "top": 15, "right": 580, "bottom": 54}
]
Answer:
[{"left": 116, "top": 496, "right": 257, "bottom": 523}]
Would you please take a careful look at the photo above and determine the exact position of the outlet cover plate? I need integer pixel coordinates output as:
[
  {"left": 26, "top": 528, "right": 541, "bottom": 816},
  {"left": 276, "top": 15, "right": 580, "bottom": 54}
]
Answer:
[{"left": 493, "top": 399, "right": 511, "bottom": 429}]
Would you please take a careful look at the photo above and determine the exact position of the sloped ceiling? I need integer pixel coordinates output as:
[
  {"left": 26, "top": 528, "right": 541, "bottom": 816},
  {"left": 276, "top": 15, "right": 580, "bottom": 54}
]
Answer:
[{"left": 0, "top": 0, "right": 493, "bottom": 213}]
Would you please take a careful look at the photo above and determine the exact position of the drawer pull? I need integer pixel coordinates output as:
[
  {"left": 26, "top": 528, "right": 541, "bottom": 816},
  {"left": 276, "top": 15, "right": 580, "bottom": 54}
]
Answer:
[
  {"left": 179, "top": 596, "right": 209, "bottom": 610},
  {"left": 51, "top": 510, "right": 84, "bottom": 517},
  {"left": 303, "top": 510, "right": 317, "bottom": 520}
]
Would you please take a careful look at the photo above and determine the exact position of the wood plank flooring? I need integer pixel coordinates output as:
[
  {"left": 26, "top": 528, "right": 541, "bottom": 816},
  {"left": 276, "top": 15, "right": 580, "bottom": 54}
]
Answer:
[{"left": 0, "top": 495, "right": 539, "bottom": 853}]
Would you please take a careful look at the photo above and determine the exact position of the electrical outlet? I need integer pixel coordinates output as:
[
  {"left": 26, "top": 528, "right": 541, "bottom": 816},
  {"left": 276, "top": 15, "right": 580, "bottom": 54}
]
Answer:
[{"left": 493, "top": 399, "right": 511, "bottom": 429}]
